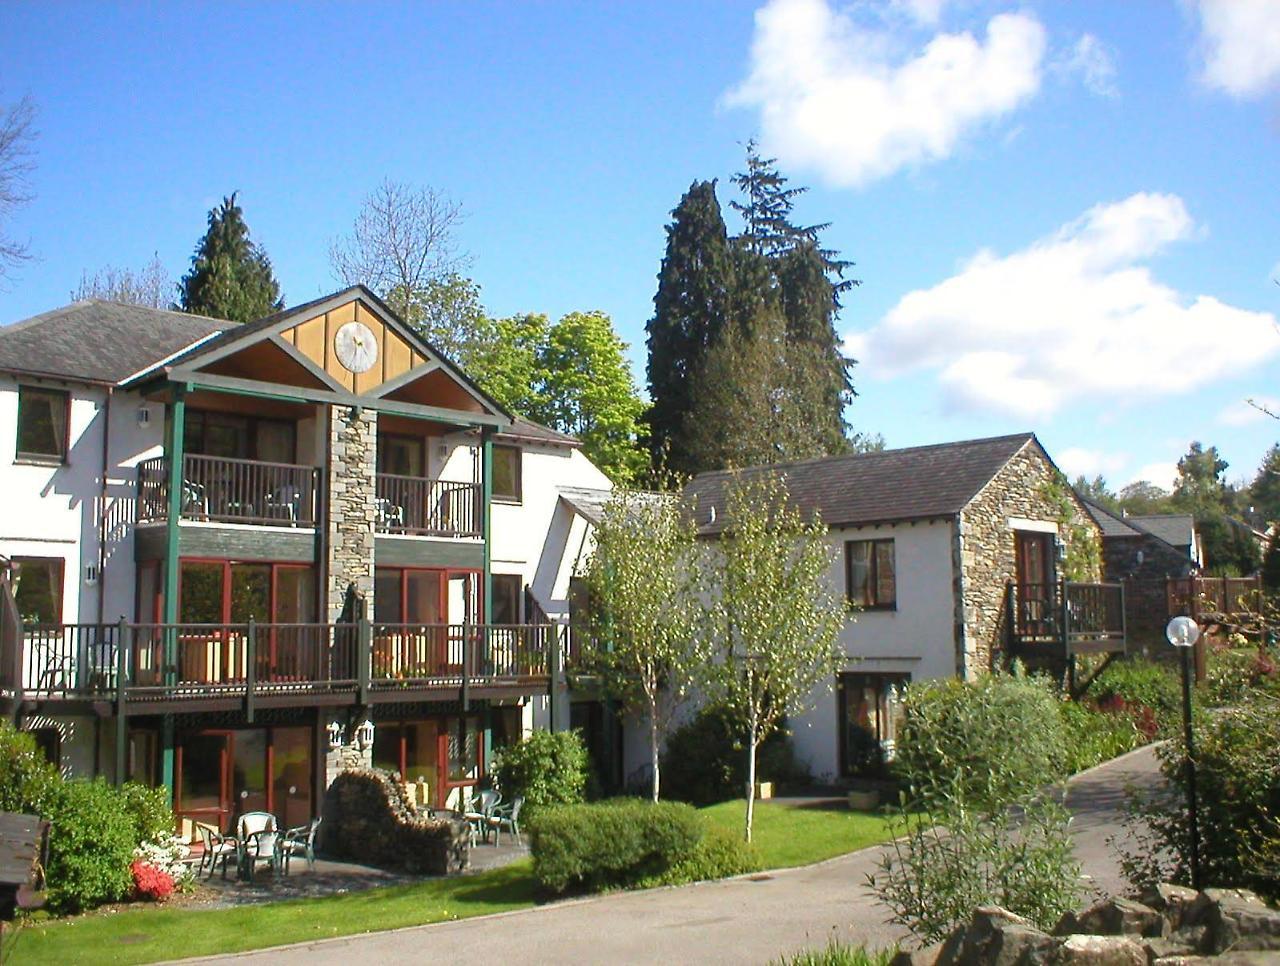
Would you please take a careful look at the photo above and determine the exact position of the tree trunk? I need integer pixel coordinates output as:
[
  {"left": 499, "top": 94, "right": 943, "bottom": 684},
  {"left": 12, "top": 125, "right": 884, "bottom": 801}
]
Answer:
[
  {"left": 649, "top": 713, "right": 661, "bottom": 803},
  {"left": 744, "top": 698, "right": 758, "bottom": 843}
]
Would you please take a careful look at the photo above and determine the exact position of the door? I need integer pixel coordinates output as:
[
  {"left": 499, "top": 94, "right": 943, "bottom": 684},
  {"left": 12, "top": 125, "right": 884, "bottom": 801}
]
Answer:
[
  {"left": 177, "top": 731, "right": 232, "bottom": 833},
  {"left": 1015, "top": 530, "right": 1056, "bottom": 638},
  {"left": 177, "top": 727, "right": 313, "bottom": 834}
]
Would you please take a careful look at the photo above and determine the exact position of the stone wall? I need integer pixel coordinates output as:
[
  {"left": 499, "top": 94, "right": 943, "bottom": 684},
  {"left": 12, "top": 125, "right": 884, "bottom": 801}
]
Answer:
[
  {"left": 1103, "top": 534, "right": 1195, "bottom": 655},
  {"left": 957, "top": 443, "right": 1102, "bottom": 677},
  {"left": 326, "top": 406, "right": 377, "bottom": 621}
]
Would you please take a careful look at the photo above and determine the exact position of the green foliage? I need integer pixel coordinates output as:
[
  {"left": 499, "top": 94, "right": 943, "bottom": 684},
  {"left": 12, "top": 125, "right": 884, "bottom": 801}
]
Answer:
[
  {"left": 639, "top": 823, "right": 759, "bottom": 887},
  {"left": 581, "top": 488, "right": 707, "bottom": 800},
  {"left": 1073, "top": 474, "right": 1119, "bottom": 512},
  {"left": 0, "top": 723, "right": 60, "bottom": 815},
  {"left": 704, "top": 473, "right": 846, "bottom": 840},
  {"left": 45, "top": 780, "right": 140, "bottom": 913},
  {"left": 1116, "top": 480, "right": 1173, "bottom": 516},
  {"left": 1091, "top": 657, "right": 1181, "bottom": 734},
  {"left": 395, "top": 272, "right": 490, "bottom": 366},
  {"left": 1057, "top": 699, "right": 1142, "bottom": 774},
  {"left": 119, "top": 782, "right": 177, "bottom": 845},
  {"left": 178, "top": 192, "right": 283, "bottom": 323},
  {"left": 468, "top": 311, "right": 548, "bottom": 415},
  {"left": 1038, "top": 474, "right": 1102, "bottom": 581},
  {"left": 896, "top": 671, "right": 1068, "bottom": 809},
  {"left": 1262, "top": 533, "right": 1280, "bottom": 593},
  {"left": 1203, "top": 642, "right": 1280, "bottom": 705},
  {"left": 492, "top": 729, "right": 588, "bottom": 820},
  {"left": 1251, "top": 443, "right": 1280, "bottom": 529},
  {"left": 660, "top": 705, "right": 810, "bottom": 806},
  {"left": 527, "top": 799, "right": 705, "bottom": 893},
  {"left": 777, "top": 944, "right": 897, "bottom": 966},
  {"left": 1119, "top": 689, "right": 1280, "bottom": 901},
  {"left": 872, "top": 792, "right": 1082, "bottom": 943}
]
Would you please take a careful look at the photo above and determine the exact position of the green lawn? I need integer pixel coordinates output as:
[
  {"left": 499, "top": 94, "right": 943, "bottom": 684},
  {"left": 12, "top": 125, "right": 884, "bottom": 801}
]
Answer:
[
  {"left": 8, "top": 799, "right": 896, "bottom": 966},
  {"left": 701, "top": 798, "right": 896, "bottom": 869}
]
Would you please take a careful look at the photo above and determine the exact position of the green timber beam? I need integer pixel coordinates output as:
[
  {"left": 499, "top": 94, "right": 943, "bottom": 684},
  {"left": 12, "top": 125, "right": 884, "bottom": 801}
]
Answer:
[
  {"left": 481, "top": 430, "right": 493, "bottom": 623},
  {"left": 160, "top": 385, "right": 186, "bottom": 807}
]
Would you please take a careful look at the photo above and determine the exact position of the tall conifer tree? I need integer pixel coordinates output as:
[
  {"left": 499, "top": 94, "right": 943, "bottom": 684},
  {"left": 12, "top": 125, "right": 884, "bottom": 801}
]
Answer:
[
  {"left": 179, "top": 193, "right": 283, "bottom": 323},
  {"left": 645, "top": 180, "right": 733, "bottom": 473}
]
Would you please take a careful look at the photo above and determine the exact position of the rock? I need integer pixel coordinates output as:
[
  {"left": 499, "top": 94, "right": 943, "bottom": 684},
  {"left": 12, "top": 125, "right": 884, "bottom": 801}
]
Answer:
[
  {"left": 889, "top": 943, "right": 944, "bottom": 966},
  {"left": 1194, "top": 888, "right": 1280, "bottom": 954},
  {"left": 1152, "top": 956, "right": 1280, "bottom": 965},
  {"left": 938, "top": 906, "right": 1058, "bottom": 966},
  {"left": 1048, "top": 934, "right": 1146, "bottom": 964},
  {"left": 1054, "top": 898, "right": 1164, "bottom": 938},
  {"left": 1142, "top": 937, "right": 1202, "bottom": 962},
  {"left": 1141, "top": 884, "right": 1203, "bottom": 933}
]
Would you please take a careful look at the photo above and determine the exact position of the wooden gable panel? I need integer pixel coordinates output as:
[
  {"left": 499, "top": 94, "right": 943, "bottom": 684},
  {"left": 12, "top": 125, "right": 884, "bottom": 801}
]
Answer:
[
  {"left": 198, "top": 340, "right": 330, "bottom": 391},
  {"left": 385, "top": 367, "right": 487, "bottom": 413}
]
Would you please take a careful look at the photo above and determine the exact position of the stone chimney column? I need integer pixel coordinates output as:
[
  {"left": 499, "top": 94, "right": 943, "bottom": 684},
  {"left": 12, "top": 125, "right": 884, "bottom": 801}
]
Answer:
[{"left": 326, "top": 405, "right": 377, "bottom": 621}]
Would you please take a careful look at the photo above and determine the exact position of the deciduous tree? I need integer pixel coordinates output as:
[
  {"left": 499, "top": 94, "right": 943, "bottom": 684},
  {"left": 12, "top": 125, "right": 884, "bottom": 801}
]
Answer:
[
  {"left": 72, "top": 254, "right": 171, "bottom": 308},
  {"left": 178, "top": 193, "right": 282, "bottom": 323},
  {"left": 0, "top": 94, "right": 36, "bottom": 283}
]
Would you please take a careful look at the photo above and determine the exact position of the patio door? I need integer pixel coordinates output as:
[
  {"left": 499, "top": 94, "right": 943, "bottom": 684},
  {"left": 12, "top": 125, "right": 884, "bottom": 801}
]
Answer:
[
  {"left": 1014, "top": 530, "right": 1056, "bottom": 638},
  {"left": 177, "top": 726, "right": 313, "bottom": 834}
]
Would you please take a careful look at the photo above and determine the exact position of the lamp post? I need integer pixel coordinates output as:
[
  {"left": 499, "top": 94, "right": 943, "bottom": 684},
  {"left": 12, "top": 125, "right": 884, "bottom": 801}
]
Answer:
[{"left": 1166, "top": 615, "right": 1202, "bottom": 890}]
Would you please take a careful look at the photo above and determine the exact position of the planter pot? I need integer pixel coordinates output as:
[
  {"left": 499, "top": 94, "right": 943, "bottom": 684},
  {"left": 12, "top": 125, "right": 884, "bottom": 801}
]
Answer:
[
  {"left": 847, "top": 789, "right": 880, "bottom": 811},
  {"left": 754, "top": 781, "right": 773, "bottom": 800}
]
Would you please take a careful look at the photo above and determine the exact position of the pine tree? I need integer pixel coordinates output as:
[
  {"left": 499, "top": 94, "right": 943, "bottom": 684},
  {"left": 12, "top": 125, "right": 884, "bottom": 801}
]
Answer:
[
  {"left": 645, "top": 180, "right": 734, "bottom": 474},
  {"left": 179, "top": 193, "right": 283, "bottom": 323},
  {"left": 730, "top": 138, "right": 816, "bottom": 258},
  {"left": 1250, "top": 443, "right": 1280, "bottom": 528}
]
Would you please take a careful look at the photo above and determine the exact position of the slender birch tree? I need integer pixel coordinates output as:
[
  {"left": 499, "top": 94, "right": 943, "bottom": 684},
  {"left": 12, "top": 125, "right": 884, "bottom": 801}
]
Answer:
[
  {"left": 704, "top": 473, "right": 845, "bottom": 841},
  {"left": 581, "top": 487, "right": 706, "bottom": 802}
]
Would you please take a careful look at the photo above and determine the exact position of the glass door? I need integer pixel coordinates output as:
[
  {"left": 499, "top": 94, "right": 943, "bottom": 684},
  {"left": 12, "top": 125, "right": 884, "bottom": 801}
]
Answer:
[{"left": 177, "top": 731, "right": 232, "bottom": 833}]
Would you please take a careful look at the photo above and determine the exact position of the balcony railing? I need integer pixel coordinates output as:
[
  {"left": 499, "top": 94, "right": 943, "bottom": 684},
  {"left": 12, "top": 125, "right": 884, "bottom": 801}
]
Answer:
[
  {"left": 374, "top": 474, "right": 481, "bottom": 537},
  {"left": 8, "top": 621, "right": 558, "bottom": 704},
  {"left": 1009, "top": 580, "right": 1126, "bottom": 655},
  {"left": 138, "top": 454, "right": 321, "bottom": 528}
]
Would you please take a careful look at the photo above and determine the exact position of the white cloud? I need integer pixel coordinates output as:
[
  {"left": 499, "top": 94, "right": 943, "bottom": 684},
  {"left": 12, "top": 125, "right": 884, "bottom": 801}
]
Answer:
[
  {"left": 1127, "top": 462, "right": 1178, "bottom": 492},
  {"left": 1057, "top": 447, "right": 1128, "bottom": 480},
  {"left": 1192, "top": 0, "right": 1280, "bottom": 97},
  {"left": 1057, "top": 33, "right": 1118, "bottom": 98},
  {"left": 725, "top": 0, "right": 1046, "bottom": 188},
  {"left": 1220, "top": 397, "right": 1280, "bottom": 426},
  {"left": 846, "top": 192, "right": 1280, "bottom": 419},
  {"left": 890, "top": 0, "right": 949, "bottom": 26}
]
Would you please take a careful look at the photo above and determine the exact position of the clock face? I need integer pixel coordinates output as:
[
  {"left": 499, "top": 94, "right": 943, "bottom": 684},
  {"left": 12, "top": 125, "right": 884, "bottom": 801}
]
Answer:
[{"left": 334, "top": 321, "right": 378, "bottom": 374}]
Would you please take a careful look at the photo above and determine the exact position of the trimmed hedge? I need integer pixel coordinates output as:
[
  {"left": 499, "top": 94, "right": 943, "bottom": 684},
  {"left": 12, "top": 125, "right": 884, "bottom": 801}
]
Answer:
[
  {"left": 530, "top": 799, "right": 743, "bottom": 894},
  {"left": 492, "top": 729, "right": 588, "bottom": 819}
]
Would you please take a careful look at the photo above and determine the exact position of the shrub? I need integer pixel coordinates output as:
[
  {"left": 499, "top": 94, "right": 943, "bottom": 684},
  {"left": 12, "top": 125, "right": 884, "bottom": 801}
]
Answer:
[
  {"left": 130, "top": 859, "right": 175, "bottom": 902},
  {"left": 778, "top": 944, "right": 897, "bottom": 966},
  {"left": 529, "top": 799, "right": 704, "bottom": 893},
  {"left": 641, "top": 824, "right": 759, "bottom": 887},
  {"left": 660, "top": 705, "right": 811, "bottom": 806},
  {"left": 896, "top": 671, "right": 1067, "bottom": 809},
  {"left": 493, "top": 729, "right": 588, "bottom": 819},
  {"left": 1090, "top": 657, "right": 1180, "bottom": 734},
  {"left": 45, "top": 780, "right": 139, "bottom": 913},
  {"left": 1057, "top": 699, "right": 1142, "bottom": 774},
  {"left": 0, "top": 723, "right": 60, "bottom": 816},
  {"left": 119, "top": 782, "right": 175, "bottom": 845},
  {"left": 1204, "top": 642, "right": 1280, "bottom": 706}
]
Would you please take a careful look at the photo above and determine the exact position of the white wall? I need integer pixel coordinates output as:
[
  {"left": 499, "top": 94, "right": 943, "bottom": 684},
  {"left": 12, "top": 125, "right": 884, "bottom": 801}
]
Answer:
[{"left": 775, "top": 520, "right": 959, "bottom": 783}]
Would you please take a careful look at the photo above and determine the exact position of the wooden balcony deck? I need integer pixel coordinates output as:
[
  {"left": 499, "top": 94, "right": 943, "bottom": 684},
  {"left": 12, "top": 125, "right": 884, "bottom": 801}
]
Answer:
[
  {"left": 138, "top": 454, "right": 321, "bottom": 528},
  {"left": 1008, "top": 580, "right": 1127, "bottom": 657},
  {"left": 2, "top": 622, "right": 558, "bottom": 714}
]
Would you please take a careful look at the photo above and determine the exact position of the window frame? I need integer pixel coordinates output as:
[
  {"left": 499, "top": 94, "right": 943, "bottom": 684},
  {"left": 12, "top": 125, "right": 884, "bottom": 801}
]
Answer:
[
  {"left": 13, "top": 556, "right": 65, "bottom": 624},
  {"left": 845, "top": 538, "right": 897, "bottom": 611},
  {"left": 15, "top": 385, "right": 71, "bottom": 465},
  {"left": 490, "top": 444, "right": 522, "bottom": 503},
  {"left": 491, "top": 573, "right": 522, "bottom": 625}
]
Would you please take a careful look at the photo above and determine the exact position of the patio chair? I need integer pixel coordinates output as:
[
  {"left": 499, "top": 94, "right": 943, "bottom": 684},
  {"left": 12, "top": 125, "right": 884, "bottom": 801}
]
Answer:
[
  {"left": 281, "top": 817, "right": 321, "bottom": 872},
  {"left": 236, "top": 812, "right": 281, "bottom": 881},
  {"left": 265, "top": 484, "right": 303, "bottom": 524},
  {"left": 487, "top": 796, "right": 523, "bottom": 847},
  {"left": 376, "top": 497, "right": 405, "bottom": 531},
  {"left": 196, "top": 823, "right": 237, "bottom": 880},
  {"left": 463, "top": 789, "right": 500, "bottom": 846}
]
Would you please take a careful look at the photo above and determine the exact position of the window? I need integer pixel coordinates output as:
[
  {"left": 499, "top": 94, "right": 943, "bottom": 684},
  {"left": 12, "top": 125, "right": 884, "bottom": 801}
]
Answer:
[
  {"left": 377, "top": 434, "right": 425, "bottom": 477},
  {"left": 846, "top": 539, "right": 896, "bottom": 609},
  {"left": 16, "top": 386, "right": 69, "bottom": 462},
  {"left": 838, "top": 672, "right": 909, "bottom": 776},
  {"left": 183, "top": 410, "right": 296, "bottom": 463},
  {"left": 28, "top": 727, "right": 61, "bottom": 768},
  {"left": 13, "top": 557, "right": 63, "bottom": 623},
  {"left": 491, "top": 574, "right": 521, "bottom": 625},
  {"left": 491, "top": 445, "right": 521, "bottom": 502}
]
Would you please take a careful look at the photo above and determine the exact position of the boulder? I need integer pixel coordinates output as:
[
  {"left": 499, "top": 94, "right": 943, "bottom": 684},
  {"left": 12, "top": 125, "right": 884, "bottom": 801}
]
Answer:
[
  {"left": 937, "top": 907, "right": 1058, "bottom": 965},
  {"left": 1141, "top": 884, "right": 1202, "bottom": 933},
  {"left": 889, "top": 943, "right": 944, "bottom": 966},
  {"left": 1192, "top": 888, "right": 1280, "bottom": 954},
  {"left": 1054, "top": 898, "right": 1164, "bottom": 938},
  {"left": 1049, "top": 934, "right": 1145, "bottom": 965}
]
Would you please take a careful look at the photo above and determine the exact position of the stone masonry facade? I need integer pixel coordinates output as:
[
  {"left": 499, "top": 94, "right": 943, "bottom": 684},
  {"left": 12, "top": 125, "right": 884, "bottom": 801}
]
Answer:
[
  {"left": 327, "top": 405, "right": 377, "bottom": 620},
  {"left": 956, "top": 442, "right": 1103, "bottom": 678},
  {"left": 1103, "top": 532, "right": 1195, "bottom": 656}
]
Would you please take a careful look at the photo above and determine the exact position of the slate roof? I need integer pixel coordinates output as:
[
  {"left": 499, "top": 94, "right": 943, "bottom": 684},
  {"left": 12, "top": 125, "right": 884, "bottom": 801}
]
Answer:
[
  {"left": 558, "top": 487, "right": 614, "bottom": 525},
  {"left": 1080, "top": 498, "right": 1145, "bottom": 539},
  {"left": 1128, "top": 514, "right": 1196, "bottom": 550},
  {"left": 496, "top": 417, "right": 580, "bottom": 448},
  {"left": 0, "top": 301, "right": 227, "bottom": 384},
  {"left": 685, "top": 433, "right": 1036, "bottom": 533}
]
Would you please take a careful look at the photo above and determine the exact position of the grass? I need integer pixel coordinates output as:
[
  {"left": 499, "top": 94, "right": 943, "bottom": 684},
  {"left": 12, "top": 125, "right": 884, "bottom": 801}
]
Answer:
[
  {"left": 8, "top": 798, "right": 898, "bottom": 966},
  {"left": 775, "top": 942, "right": 897, "bottom": 965},
  {"left": 701, "top": 797, "right": 896, "bottom": 869}
]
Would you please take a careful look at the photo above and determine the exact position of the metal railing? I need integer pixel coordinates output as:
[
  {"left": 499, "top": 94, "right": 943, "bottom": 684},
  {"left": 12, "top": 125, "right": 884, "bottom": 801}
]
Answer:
[
  {"left": 137, "top": 454, "right": 321, "bottom": 528},
  {"left": 373, "top": 474, "right": 481, "bottom": 537},
  {"left": 11, "top": 621, "right": 557, "bottom": 703}
]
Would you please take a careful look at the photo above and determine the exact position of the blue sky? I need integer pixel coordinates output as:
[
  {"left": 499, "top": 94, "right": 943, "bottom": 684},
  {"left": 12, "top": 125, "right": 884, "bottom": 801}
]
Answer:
[{"left": 1, "top": 0, "right": 1277, "bottom": 494}]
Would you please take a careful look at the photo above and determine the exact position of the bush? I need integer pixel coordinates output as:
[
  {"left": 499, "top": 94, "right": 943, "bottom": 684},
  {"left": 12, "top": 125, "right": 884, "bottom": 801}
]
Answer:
[
  {"left": 1204, "top": 641, "right": 1280, "bottom": 706},
  {"left": 1057, "top": 700, "right": 1142, "bottom": 774},
  {"left": 1090, "top": 657, "right": 1180, "bottom": 734},
  {"left": 641, "top": 823, "right": 759, "bottom": 887},
  {"left": 660, "top": 705, "right": 811, "bottom": 806},
  {"left": 130, "top": 859, "right": 175, "bottom": 902},
  {"left": 0, "top": 724, "right": 60, "bottom": 816},
  {"left": 119, "top": 782, "right": 174, "bottom": 845},
  {"left": 777, "top": 944, "right": 897, "bottom": 966},
  {"left": 493, "top": 729, "right": 588, "bottom": 819},
  {"left": 529, "top": 799, "right": 704, "bottom": 893},
  {"left": 45, "top": 780, "right": 140, "bottom": 913},
  {"left": 896, "top": 671, "right": 1067, "bottom": 808}
]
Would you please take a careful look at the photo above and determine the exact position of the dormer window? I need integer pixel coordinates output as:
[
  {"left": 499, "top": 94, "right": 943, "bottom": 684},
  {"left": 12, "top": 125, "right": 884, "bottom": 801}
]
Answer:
[{"left": 16, "top": 386, "right": 69, "bottom": 463}]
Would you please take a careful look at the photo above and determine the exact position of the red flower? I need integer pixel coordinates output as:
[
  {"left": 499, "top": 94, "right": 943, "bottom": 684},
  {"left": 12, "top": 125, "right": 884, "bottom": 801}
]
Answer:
[{"left": 131, "top": 859, "right": 176, "bottom": 902}]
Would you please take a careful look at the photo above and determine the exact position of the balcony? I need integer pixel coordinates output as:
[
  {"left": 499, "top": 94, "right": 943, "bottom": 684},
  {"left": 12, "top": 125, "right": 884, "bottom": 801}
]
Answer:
[
  {"left": 138, "top": 454, "right": 321, "bottom": 528},
  {"left": 374, "top": 473, "right": 481, "bottom": 538},
  {"left": 4, "top": 621, "right": 558, "bottom": 711},
  {"left": 1008, "top": 580, "right": 1126, "bottom": 656}
]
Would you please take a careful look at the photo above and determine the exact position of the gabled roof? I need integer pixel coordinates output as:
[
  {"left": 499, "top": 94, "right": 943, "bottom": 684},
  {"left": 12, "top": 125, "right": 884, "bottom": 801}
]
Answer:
[
  {"left": 1128, "top": 514, "right": 1196, "bottom": 550},
  {"left": 0, "top": 300, "right": 227, "bottom": 385},
  {"left": 1080, "top": 497, "right": 1146, "bottom": 539},
  {"left": 497, "top": 417, "right": 581, "bottom": 449},
  {"left": 559, "top": 486, "right": 668, "bottom": 526},
  {"left": 685, "top": 433, "right": 1037, "bottom": 533}
]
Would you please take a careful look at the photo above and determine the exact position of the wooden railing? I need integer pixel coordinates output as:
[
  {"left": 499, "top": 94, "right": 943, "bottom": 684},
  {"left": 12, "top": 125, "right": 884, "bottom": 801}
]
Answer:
[
  {"left": 1009, "top": 580, "right": 1126, "bottom": 655},
  {"left": 374, "top": 474, "right": 481, "bottom": 537},
  {"left": 1166, "top": 575, "right": 1262, "bottom": 620},
  {"left": 9, "top": 621, "right": 558, "bottom": 704},
  {"left": 137, "top": 454, "right": 321, "bottom": 528}
]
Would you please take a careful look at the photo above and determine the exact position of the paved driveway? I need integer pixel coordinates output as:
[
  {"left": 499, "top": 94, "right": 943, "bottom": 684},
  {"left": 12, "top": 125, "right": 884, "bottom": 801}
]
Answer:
[{"left": 185, "top": 745, "right": 1162, "bottom": 966}]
